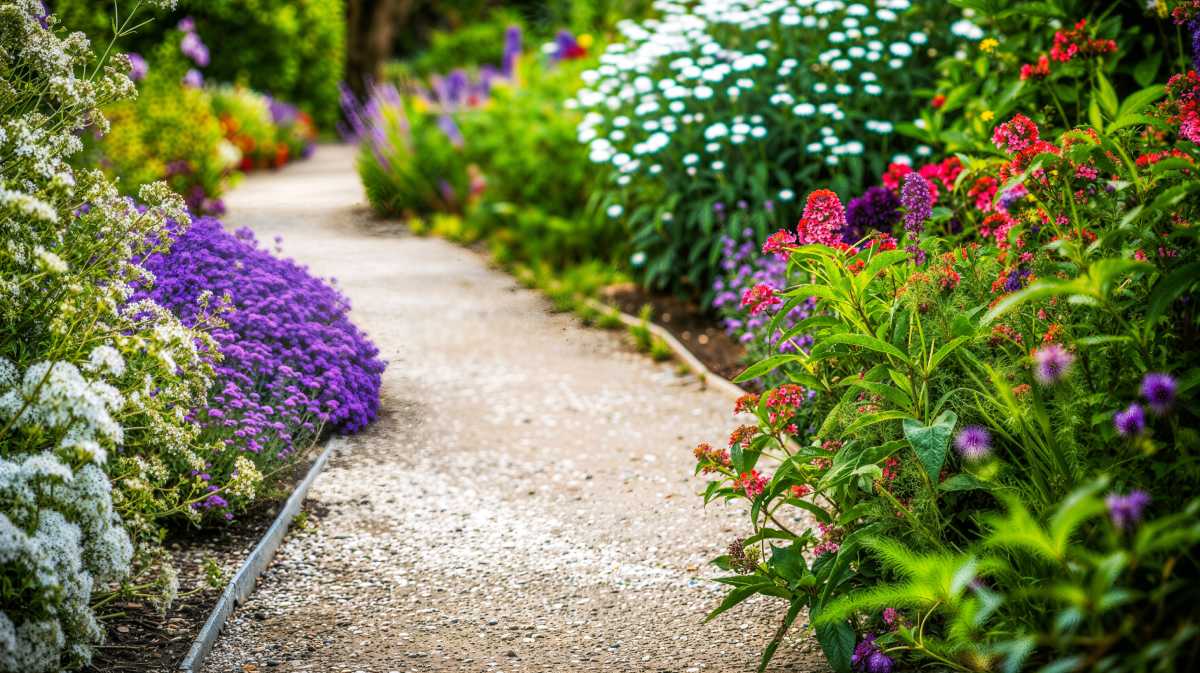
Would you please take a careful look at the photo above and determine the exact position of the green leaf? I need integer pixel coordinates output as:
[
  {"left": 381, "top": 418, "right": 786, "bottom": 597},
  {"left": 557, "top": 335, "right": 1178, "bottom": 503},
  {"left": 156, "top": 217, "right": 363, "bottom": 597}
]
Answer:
[
  {"left": 770, "top": 543, "right": 808, "bottom": 581},
  {"left": 927, "top": 336, "right": 972, "bottom": 374},
  {"left": 814, "top": 619, "right": 856, "bottom": 673},
  {"left": 823, "top": 333, "right": 907, "bottom": 361},
  {"left": 838, "top": 410, "right": 910, "bottom": 438},
  {"left": 735, "top": 354, "right": 804, "bottom": 383},
  {"left": 939, "top": 473, "right": 992, "bottom": 492},
  {"left": 840, "top": 379, "right": 913, "bottom": 412},
  {"left": 1095, "top": 71, "right": 1119, "bottom": 119},
  {"left": 1117, "top": 85, "right": 1165, "bottom": 117},
  {"left": 902, "top": 410, "right": 958, "bottom": 481}
]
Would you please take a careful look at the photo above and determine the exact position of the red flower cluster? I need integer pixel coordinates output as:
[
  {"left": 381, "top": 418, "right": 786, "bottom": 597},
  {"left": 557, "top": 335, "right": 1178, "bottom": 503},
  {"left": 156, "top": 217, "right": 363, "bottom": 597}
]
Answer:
[
  {"left": 734, "top": 393, "right": 760, "bottom": 415},
  {"left": 992, "top": 114, "right": 1040, "bottom": 153},
  {"left": 1160, "top": 70, "right": 1200, "bottom": 144},
  {"left": 761, "top": 229, "right": 797, "bottom": 258},
  {"left": 734, "top": 469, "right": 769, "bottom": 498},
  {"left": 1020, "top": 54, "right": 1051, "bottom": 81},
  {"left": 796, "top": 189, "right": 847, "bottom": 246},
  {"left": 968, "top": 175, "right": 999, "bottom": 212},
  {"left": 693, "top": 442, "right": 731, "bottom": 473},
  {"left": 1050, "top": 19, "right": 1117, "bottom": 63},
  {"left": 882, "top": 157, "right": 959, "bottom": 204},
  {"left": 765, "top": 384, "right": 806, "bottom": 426},
  {"left": 790, "top": 484, "right": 811, "bottom": 498},
  {"left": 741, "top": 283, "right": 782, "bottom": 315},
  {"left": 729, "top": 424, "right": 760, "bottom": 448}
]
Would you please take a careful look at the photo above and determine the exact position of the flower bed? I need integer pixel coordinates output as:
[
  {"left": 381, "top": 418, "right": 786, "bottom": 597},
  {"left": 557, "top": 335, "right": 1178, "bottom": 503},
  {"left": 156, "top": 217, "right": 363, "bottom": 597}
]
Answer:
[
  {"left": 689, "top": 4, "right": 1200, "bottom": 672},
  {"left": 1, "top": 4, "right": 381, "bottom": 670}
]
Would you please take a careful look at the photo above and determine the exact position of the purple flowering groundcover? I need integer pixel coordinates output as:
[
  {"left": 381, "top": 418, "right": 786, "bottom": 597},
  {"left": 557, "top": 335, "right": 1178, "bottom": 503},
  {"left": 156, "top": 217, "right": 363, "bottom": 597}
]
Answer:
[{"left": 135, "top": 217, "right": 385, "bottom": 518}]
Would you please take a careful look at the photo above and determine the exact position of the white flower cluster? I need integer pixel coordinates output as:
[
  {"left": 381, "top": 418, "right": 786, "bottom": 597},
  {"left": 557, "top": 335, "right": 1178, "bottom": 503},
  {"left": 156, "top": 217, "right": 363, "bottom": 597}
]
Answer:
[
  {"left": 0, "top": 454, "right": 131, "bottom": 672},
  {"left": 0, "top": 3, "right": 216, "bottom": 668},
  {"left": 572, "top": 0, "right": 944, "bottom": 179}
]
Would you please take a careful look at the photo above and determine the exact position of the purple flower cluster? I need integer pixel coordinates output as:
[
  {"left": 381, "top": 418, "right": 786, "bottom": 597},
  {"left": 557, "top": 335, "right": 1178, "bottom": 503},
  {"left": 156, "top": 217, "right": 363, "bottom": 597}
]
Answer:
[
  {"left": 851, "top": 633, "right": 893, "bottom": 673},
  {"left": 1106, "top": 490, "right": 1150, "bottom": 530},
  {"left": 136, "top": 217, "right": 386, "bottom": 457},
  {"left": 845, "top": 186, "right": 900, "bottom": 242},
  {"left": 712, "top": 230, "right": 814, "bottom": 357},
  {"left": 502, "top": 25, "right": 523, "bottom": 77}
]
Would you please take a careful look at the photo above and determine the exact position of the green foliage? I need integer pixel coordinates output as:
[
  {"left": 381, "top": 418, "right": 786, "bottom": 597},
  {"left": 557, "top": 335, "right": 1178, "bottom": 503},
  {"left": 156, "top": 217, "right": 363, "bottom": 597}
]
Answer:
[
  {"left": 84, "top": 36, "right": 236, "bottom": 213},
  {"left": 52, "top": 0, "right": 346, "bottom": 128}
]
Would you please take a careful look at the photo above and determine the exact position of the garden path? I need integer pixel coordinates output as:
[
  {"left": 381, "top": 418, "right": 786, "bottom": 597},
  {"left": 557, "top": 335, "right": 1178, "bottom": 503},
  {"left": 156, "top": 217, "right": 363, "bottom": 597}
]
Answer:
[{"left": 201, "top": 145, "right": 825, "bottom": 673}]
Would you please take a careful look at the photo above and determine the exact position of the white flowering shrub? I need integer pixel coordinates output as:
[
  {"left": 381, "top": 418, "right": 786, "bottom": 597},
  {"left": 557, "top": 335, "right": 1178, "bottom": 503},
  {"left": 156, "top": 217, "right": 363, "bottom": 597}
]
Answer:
[
  {"left": 0, "top": 1, "right": 225, "bottom": 670},
  {"left": 572, "top": 0, "right": 977, "bottom": 292}
]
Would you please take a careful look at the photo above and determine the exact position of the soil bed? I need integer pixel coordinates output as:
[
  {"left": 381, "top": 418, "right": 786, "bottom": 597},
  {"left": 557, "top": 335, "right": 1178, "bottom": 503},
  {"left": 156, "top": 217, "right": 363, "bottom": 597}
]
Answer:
[
  {"left": 601, "top": 283, "right": 748, "bottom": 383},
  {"left": 85, "top": 450, "right": 322, "bottom": 673}
]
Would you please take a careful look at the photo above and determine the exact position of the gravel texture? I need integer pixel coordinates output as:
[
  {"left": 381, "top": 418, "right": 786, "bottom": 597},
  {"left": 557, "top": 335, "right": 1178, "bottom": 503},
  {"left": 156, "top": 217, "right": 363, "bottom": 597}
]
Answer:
[{"left": 200, "top": 145, "right": 827, "bottom": 673}]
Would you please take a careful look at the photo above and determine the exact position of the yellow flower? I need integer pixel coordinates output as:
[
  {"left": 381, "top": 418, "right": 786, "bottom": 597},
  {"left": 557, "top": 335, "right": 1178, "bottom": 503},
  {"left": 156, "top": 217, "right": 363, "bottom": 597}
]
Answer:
[
  {"left": 980, "top": 38, "right": 998, "bottom": 53},
  {"left": 578, "top": 33, "right": 594, "bottom": 49},
  {"left": 980, "top": 110, "right": 995, "bottom": 122}
]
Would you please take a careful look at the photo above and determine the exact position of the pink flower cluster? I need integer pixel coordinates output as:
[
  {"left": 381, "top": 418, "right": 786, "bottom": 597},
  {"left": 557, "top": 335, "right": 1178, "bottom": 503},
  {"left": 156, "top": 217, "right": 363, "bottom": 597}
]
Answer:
[{"left": 796, "top": 189, "right": 846, "bottom": 246}]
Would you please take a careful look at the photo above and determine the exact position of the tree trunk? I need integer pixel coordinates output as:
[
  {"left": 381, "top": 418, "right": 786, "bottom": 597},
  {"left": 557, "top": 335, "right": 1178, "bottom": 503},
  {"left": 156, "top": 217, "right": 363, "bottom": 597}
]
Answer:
[{"left": 345, "top": 0, "right": 410, "bottom": 100}]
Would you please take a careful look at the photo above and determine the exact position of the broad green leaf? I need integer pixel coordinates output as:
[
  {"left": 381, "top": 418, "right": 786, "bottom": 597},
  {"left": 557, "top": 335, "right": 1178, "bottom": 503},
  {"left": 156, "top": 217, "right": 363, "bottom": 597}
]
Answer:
[
  {"left": 770, "top": 543, "right": 808, "bottom": 581},
  {"left": 735, "top": 354, "right": 804, "bottom": 383},
  {"left": 1095, "top": 71, "right": 1119, "bottom": 119},
  {"left": 939, "top": 473, "right": 992, "bottom": 492},
  {"left": 823, "top": 333, "right": 907, "bottom": 361},
  {"left": 902, "top": 410, "right": 958, "bottom": 481},
  {"left": 927, "top": 336, "right": 972, "bottom": 374},
  {"left": 839, "top": 379, "right": 913, "bottom": 411},
  {"left": 1117, "top": 85, "right": 1165, "bottom": 117},
  {"left": 814, "top": 619, "right": 856, "bottom": 673}
]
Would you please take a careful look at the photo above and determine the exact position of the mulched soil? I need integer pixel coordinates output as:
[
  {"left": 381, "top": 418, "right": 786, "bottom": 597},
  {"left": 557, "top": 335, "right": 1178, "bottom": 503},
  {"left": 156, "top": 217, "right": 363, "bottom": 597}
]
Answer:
[
  {"left": 84, "top": 453, "right": 322, "bottom": 673},
  {"left": 600, "top": 283, "right": 748, "bottom": 383}
]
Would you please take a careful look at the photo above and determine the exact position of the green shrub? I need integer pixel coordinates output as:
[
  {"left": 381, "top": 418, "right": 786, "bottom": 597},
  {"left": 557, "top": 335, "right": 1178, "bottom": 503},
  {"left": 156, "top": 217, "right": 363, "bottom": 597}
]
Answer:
[
  {"left": 51, "top": 0, "right": 346, "bottom": 129},
  {"left": 86, "top": 36, "right": 236, "bottom": 214}
]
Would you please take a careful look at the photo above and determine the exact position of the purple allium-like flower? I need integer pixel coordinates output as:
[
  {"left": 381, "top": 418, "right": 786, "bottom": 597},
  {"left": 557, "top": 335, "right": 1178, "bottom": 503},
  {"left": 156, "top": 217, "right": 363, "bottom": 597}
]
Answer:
[
  {"left": 502, "top": 25, "right": 523, "bottom": 77},
  {"left": 127, "top": 52, "right": 148, "bottom": 81},
  {"left": 845, "top": 186, "right": 901, "bottom": 242},
  {"left": 1033, "top": 344, "right": 1074, "bottom": 385},
  {"left": 1113, "top": 403, "right": 1145, "bottom": 437},
  {"left": 1140, "top": 372, "right": 1177, "bottom": 415},
  {"left": 1003, "top": 267, "right": 1031, "bottom": 292},
  {"left": 1106, "top": 490, "right": 1150, "bottom": 530},
  {"left": 178, "top": 16, "right": 196, "bottom": 32},
  {"left": 182, "top": 69, "right": 204, "bottom": 88},
  {"left": 900, "top": 172, "right": 932, "bottom": 238},
  {"left": 954, "top": 425, "right": 992, "bottom": 460}
]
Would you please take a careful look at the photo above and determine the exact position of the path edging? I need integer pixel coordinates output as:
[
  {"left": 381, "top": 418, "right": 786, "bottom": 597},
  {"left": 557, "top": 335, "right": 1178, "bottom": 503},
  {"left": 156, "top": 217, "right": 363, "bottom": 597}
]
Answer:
[
  {"left": 583, "top": 297, "right": 748, "bottom": 401},
  {"left": 178, "top": 435, "right": 345, "bottom": 672}
]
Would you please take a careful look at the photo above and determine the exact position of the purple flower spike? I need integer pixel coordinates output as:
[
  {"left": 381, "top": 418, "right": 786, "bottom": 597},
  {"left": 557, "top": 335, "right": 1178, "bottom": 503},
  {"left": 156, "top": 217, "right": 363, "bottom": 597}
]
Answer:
[
  {"left": 502, "top": 25, "right": 523, "bottom": 77},
  {"left": 1140, "top": 372, "right": 1177, "bottom": 415},
  {"left": 1113, "top": 404, "right": 1145, "bottom": 437},
  {"left": 1106, "top": 490, "right": 1150, "bottom": 530},
  {"left": 1033, "top": 344, "right": 1074, "bottom": 385},
  {"left": 954, "top": 425, "right": 992, "bottom": 461},
  {"left": 182, "top": 69, "right": 204, "bottom": 88},
  {"left": 900, "top": 172, "right": 932, "bottom": 238}
]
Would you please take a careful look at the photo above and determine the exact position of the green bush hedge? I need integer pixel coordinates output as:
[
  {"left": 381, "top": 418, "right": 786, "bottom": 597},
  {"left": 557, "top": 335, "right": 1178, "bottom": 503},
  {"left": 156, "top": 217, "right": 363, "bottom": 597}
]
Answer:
[{"left": 52, "top": 0, "right": 346, "bottom": 129}]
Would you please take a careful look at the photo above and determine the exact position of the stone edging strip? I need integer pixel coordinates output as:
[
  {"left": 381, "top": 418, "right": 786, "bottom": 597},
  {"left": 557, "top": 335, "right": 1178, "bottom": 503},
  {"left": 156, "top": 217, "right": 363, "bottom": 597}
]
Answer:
[
  {"left": 177, "top": 435, "right": 346, "bottom": 672},
  {"left": 582, "top": 297, "right": 748, "bottom": 401}
]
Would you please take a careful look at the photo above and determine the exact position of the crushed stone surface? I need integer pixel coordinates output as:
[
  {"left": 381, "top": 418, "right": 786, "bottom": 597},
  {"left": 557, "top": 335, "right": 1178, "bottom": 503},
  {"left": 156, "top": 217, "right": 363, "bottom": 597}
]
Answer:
[{"left": 200, "top": 145, "right": 827, "bottom": 673}]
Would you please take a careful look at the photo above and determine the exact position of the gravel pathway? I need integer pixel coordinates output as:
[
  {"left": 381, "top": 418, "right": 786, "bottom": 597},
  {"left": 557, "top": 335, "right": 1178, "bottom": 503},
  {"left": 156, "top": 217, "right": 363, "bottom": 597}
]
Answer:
[{"left": 201, "top": 145, "right": 826, "bottom": 673}]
